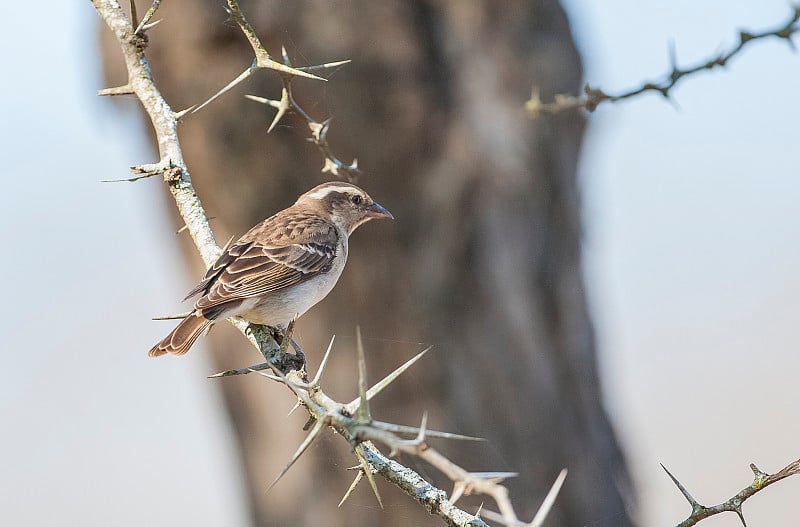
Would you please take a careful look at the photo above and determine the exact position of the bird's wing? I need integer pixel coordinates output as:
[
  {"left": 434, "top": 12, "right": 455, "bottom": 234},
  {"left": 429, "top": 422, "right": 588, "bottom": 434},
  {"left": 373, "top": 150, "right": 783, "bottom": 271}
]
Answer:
[
  {"left": 186, "top": 215, "right": 339, "bottom": 314},
  {"left": 183, "top": 242, "right": 252, "bottom": 301}
]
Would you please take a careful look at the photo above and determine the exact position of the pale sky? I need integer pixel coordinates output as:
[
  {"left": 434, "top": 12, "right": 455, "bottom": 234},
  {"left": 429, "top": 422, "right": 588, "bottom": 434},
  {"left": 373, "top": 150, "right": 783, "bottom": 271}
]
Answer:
[{"left": 1, "top": 2, "right": 798, "bottom": 526}]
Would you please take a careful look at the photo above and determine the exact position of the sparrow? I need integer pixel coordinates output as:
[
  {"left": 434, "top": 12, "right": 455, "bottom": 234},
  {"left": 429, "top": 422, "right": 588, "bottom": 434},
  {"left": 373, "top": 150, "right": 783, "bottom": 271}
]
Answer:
[{"left": 149, "top": 182, "right": 393, "bottom": 357}]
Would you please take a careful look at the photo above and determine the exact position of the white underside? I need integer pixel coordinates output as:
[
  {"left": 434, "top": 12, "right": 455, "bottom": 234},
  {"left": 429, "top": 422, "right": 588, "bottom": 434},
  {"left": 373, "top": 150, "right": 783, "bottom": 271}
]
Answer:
[{"left": 234, "top": 239, "right": 348, "bottom": 327}]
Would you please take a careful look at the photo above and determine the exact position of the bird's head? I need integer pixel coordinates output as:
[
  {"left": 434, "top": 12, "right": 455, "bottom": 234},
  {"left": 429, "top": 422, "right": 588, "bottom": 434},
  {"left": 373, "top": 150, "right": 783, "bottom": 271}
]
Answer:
[{"left": 298, "top": 182, "right": 393, "bottom": 234}]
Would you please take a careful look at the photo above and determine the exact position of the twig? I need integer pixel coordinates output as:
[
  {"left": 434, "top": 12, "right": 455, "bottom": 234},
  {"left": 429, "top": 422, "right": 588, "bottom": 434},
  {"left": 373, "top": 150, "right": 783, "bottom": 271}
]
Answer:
[
  {"left": 527, "top": 6, "right": 800, "bottom": 116},
  {"left": 245, "top": 48, "right": 360, "bottom": 182},
  {"left": 190, "top": 0, "right": 325, "bottom": 115},
  {"left": 663, "top": 459, "right": 800, "bottom": 526},
  {"left": 188, "top": 1, "right": 359, "bottom": 181}
]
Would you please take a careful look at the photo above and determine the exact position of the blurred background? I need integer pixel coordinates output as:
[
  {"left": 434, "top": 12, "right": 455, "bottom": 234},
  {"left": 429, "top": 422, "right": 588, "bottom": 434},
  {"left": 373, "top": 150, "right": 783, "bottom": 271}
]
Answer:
[{"left": 1, "top": 1, "right": 798, "bottom": 526}]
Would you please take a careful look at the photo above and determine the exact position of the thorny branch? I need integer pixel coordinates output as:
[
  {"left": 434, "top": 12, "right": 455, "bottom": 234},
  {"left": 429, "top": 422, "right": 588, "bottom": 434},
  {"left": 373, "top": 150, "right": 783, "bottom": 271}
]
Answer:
[
  {"left": 527, "top": 6, "right": 800, "bottom": 117},
  {"left": 92, "top": 1, "right": 558, "bottom": 525},
  {"left": 663, "top": 459, "right": 800, "bottom": 527},
  {"left": 194, "top": 0, "right": 361, "bottom": 182},
  {"left": 246, "top": 77, "right": 361, "bottom": 181},
  {"left": 92, "top": 0, "right": 287, "bottom": 369},
  {"left": 243, "top": 330, "right": 568, "bottom": 527}
]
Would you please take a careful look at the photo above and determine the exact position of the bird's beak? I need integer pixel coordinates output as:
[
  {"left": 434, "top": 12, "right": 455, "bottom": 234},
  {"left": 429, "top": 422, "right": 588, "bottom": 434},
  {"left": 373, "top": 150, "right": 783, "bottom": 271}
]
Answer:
[{"left": 366, "top": 201, "right": 394, "bottom": 220}]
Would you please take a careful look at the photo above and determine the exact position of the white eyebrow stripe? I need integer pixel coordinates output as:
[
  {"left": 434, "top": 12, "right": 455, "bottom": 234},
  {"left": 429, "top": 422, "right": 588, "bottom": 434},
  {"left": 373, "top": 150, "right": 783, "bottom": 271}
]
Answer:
[{"left": 305, "top": 185, "right": 358, "bottom": 200}]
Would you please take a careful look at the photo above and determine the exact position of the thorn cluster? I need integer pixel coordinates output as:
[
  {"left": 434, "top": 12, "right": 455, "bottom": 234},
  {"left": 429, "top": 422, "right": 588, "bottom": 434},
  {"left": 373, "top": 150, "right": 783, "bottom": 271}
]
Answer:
[
  {"left": 186, "top": 1, "right": 360, "bottom": 182},
  {"left": 237, "top": 327, "right": 567, "bottom": 527},
  {"left": 245, "top": 50, "right": 360, "bottom": 182}
]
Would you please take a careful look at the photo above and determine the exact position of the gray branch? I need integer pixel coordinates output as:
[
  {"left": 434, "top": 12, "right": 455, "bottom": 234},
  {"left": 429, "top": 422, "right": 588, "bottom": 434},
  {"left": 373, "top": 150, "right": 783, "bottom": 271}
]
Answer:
[
  {"left": 665, "top": 459, "right": 800, "bottom": 526},
  {"left": 527, "top": 5, "right": 800, "bottom": 116}
]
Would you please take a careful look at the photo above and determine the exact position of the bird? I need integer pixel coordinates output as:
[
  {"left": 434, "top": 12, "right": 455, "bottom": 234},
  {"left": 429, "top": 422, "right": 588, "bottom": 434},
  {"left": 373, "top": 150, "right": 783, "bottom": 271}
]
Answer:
[{"left": 149, "top": 181, "right": 393, "bottom": 357}]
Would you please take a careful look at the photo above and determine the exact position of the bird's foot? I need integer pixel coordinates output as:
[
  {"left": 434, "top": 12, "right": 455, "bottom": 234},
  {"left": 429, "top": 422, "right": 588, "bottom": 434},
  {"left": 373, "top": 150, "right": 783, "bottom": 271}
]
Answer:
[
  {"left": 269, "top": 325, "right": 306, "bottom": 372},
  {"left": 269, "top": 325, "right": 287, "bottom": 346},
  {"left": 290, "top": 338, "right": 306, "bottom": 364}
]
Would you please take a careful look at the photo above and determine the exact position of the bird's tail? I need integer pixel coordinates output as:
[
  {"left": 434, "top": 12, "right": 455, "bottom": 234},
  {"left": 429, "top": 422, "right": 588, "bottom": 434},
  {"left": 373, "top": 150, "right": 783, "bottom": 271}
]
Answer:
[{"left": 149, "top": 312, "right": 213, "bottom": 357}]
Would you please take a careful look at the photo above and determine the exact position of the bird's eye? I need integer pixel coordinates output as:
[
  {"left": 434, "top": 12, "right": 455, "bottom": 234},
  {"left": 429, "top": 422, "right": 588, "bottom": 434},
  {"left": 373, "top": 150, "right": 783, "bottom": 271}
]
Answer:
[{"left": 350, "top": 194, "right": 363, "bottom": 205}]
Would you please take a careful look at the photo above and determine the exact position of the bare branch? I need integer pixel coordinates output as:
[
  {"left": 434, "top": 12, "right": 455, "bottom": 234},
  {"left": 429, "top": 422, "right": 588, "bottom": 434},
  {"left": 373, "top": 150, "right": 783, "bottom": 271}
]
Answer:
[
  {"left": 94, "top": 1, "right": 219, "bottom": 264},
  {"left": 356, "top": 440, "right": 491, "bottom": 527},
  {"left": 191, "top": 0, "right": 326, "bottom": 115},
  {"left": 528, "top": 6, "right": 800, "bottom": 116},
  {"left": 665, "top": 458, "right": 800, "bottom": 526},
  {"left": 224, "top": 0, "right": 324, "bottom": 81},
  {"left": 247, "top": 96, "right": 362, "bottom": 181},
  {"left": 187, "top": 1, "right": 359, "bottom": 182},
  {"left": 246, "top": 46, "right": 361, "bottom": 182}
]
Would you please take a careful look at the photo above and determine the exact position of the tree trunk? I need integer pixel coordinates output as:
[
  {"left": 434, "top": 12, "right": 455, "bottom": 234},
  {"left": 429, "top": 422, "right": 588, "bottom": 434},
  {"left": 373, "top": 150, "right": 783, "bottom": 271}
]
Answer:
[{"left": 102, "top": 1, "right": 633, "bottom": 525}]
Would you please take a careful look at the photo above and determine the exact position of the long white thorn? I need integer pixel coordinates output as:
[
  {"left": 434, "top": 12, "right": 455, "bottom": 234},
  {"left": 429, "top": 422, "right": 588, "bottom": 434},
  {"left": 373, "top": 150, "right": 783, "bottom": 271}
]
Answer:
[
  {"left": 346, "top": 346, "right": 432, "bottom": 413},
  {"left": 193, "top": 67, "right": 255, "bottom": 114},
  {"left": 267, "top": 419, "right": 325, "bottom": 492},
  {"left": 529, "top": 469, "right": 568, "bottom": 527},
  {"left": 312, "top": 335, "right": 336, "bottom": 385}
]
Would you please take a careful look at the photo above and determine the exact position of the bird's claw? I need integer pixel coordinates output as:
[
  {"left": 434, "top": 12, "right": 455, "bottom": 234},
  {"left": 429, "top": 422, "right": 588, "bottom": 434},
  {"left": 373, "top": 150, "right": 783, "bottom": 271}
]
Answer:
[{"left": 269, "top": 326, "right": 306, "bottom": 372}]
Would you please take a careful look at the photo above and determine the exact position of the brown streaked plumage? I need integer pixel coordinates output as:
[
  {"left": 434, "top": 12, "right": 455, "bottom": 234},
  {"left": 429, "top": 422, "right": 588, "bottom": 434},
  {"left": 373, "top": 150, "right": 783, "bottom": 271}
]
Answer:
[{"left": 149, "top": 182, "right": 392, "bottom": 357}]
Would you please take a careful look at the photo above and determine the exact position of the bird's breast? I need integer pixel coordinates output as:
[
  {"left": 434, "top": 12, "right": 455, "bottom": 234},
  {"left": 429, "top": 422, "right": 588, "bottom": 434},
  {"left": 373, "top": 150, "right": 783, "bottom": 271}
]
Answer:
[{"left": 241, "top": 240, "right": 348, "bottom": 327}]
